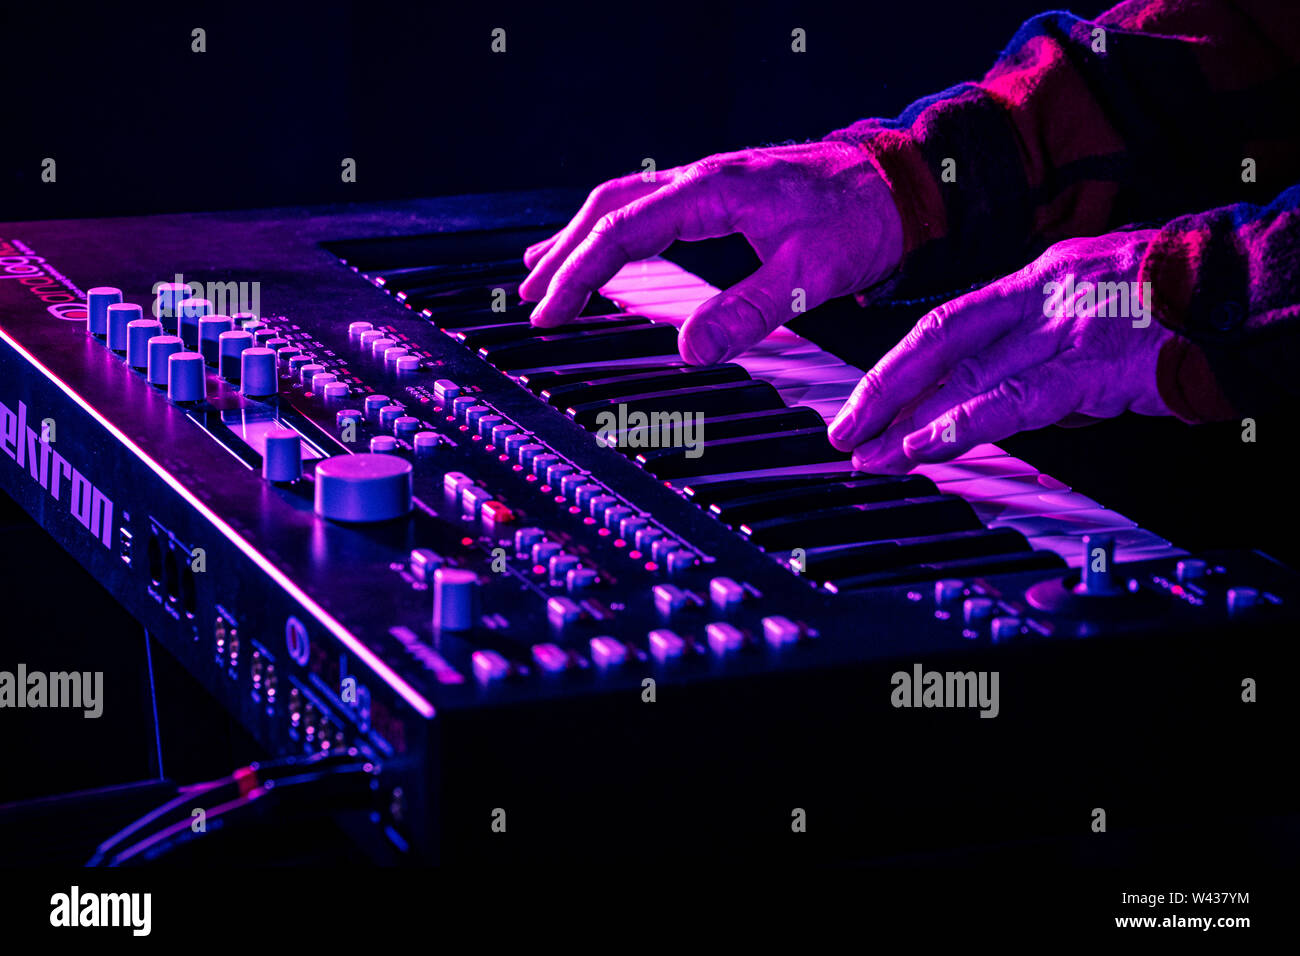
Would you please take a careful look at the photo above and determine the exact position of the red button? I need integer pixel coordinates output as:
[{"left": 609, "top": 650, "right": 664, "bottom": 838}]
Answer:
[{"left": 482, "top": 501, "right": 514, "bottom": 523}]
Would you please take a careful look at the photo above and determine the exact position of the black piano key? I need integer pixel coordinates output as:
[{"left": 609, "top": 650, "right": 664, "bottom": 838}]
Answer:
[
  {"left": 399, "top": 280, "right": 521, "bottom": 307},
  {"left": 826, "top": 550, "right": 1066, "bottom": 592},
  {"left": 606, "top": 407, "right": 828, "bottom": 457},
  {"left": 708, "top": 475, "right": 936, "bottom": 524},
  {"left": 636, "top": 428, "right": 844, "bottom": 480},
  {"left": 568, "top": 380, "right": 785, "bottom": 429},
  {"left": 518, "top": 360, "right": 688, "bottom": 393},
  {"left": 683, "top": 470, "right": 877, "bottom": 508},
  {"left": 789, "top": 527, "right": 1032, "bottom": 579},
  {"left": 481, "top": 324, "right": 682, "bottom": 368},
  {"left": 327, "top": 227, "right": 558, "bottom": 275},
  {"left": 455, "top": 314, "right": 649, "bottom": 348},
  {"left": 542, "top": 363, "right": 749, "bottom": 407},
  {"left": 741, "top": 495, "right": 981, "bottom": 550},
  {"left": 372, "top": 259, "right": 525, "bottom": 289},
  {"left": 421, "top": 304, "right": 536, "bottom": 326}
]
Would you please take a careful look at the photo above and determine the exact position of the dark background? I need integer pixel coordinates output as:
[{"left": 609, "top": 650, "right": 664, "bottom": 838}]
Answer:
[{"left": 0, "top": 0, "right": 1067, "bottom": 220}]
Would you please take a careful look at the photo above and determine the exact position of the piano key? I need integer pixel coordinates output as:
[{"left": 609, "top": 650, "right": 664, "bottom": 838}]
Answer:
[
  {"left": 707, "top": 475, "right": 937, "bottom": 524},
  {"left": 481, "top": 324, "right": 682, "bottom": 368},
  {"left": 568, "top": 380, "right": 785, "bottom": 429},
  {"left": 670, "top": 459, "right": 860, "bottom": 489},
  {"left": 636, "top": 427, "right": 844, "bottom": 480},
  {"left": 605, "top": 406, "right": 826, "bottom": 453},
  {"left": 684, "top": 469, "right": 878, "bottom": 506},
  {"left": 971, "top": 491, "right": 1102, "bottom": 524},
  {"left": 933, "top": 471, "right": 1071, "bottom": 497},
  {"left": 997, "top": 509, "right": 1137, "bottom": 538},
  {"left": 329, "top": 226, "right": 559, "bottom": 274},
  {"left": 400, "top": 280, "right": 521, "bottom": 307},
  {"left": 741, "top": 495, "right": 982, "bottom": 550},
  {"left": 518, "top": 360, "right": 688, "bottom": 393},
  {"left": 371, "top": 259, "right": 526, "bottom": 289},
  {"left": 911, "top": 457, "right": 1041, "bottom": 483},
  {"left": 455, "top": 314, "right": 649, "bottom": 348},
  {"left": 826, "top": 550, "right": 1067, "bottom": 592},
  {"left": 541, "top": 364, "right": 749, "bottom": 407},
  {"left": 786, "top": 526, "right": 1033, "bottom": 580}
]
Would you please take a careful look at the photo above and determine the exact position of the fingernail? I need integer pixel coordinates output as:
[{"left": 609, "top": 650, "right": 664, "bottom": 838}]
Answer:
[
  {"left": 902, "top": 423, "right": 939, "bottom": 458},
  {"left": 828, "top": 410, "right": 852, "bottom": 444},
  {"left": 850, "top": 437, "right": 884, "bottom": 471},
  {"left": 686, "top": 326, "right": 728, "bottom": 365}
]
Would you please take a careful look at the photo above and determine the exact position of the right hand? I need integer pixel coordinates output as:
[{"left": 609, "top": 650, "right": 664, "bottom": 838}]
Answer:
[{"left": 519, "top": 142, "right": 904, "bottom": 365}]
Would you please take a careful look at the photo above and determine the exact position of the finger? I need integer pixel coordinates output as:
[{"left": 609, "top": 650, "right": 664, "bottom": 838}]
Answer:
[
  {"left": 900, "top": 360, "right": 1083, "bottom": 463},
  {"left": 519, "top": 172, "right": 676, "bottom": 302},
  {"left": 529, "top": 169, "right": 738, "bottom": 327},
  {"left": 678, "top": 257, "right": 809, "bottom": 364},
  {"left": 846, "top": 383, "right": 944, "bottom": 474},
  {"left": 523, "top": 236, "right": 559, "bottom": 269},
  {"left": 906, "top": 324, "right": 1058, "bottom": 429},
  {"left": 826, "top": 280, "right": 1030, "bottom": 452}
]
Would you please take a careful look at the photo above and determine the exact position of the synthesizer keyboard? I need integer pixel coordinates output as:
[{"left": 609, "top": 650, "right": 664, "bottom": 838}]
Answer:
[{"left": 1, "top": 190, "right": 1295, "bottom": 861}]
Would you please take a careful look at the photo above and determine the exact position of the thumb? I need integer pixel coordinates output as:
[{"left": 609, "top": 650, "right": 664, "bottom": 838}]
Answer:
[{"left": 679, "top": 260, "right": 809, "bottom": 365}]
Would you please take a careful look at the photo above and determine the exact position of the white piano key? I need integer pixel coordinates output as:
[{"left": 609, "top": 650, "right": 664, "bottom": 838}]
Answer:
[
  {"left": 1000, "top": 510, "right": 1137, "bottom": 538},
  {"left": 971, "top": 492, "right": 1102, "bottom": 523},
  {"left": 912, "top": 457, "right": 1040, "bottom": 483},
  {"left": 936, "top": 472, "right": 1071, "bottom": 497},
  {"left": 1029, "top": 530, "right": 1179, "bottom": 567},
  {"left": 777, "top": 381, "right": 858, "bottom": 404}
]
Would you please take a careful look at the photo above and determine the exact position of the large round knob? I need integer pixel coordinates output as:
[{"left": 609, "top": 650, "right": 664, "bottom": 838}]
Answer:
[
  {"left": 167, "top": 351, "right": 206, "bottom": 403},
  {"left": 87, "top": 287, "right": 122, "bottom": 337},
  {"left": 263, "top": 428, "right": 303, "bottom": 482},
  {"left": 106, "top": 302, "right": 141, "bottom": 352},
  {"left": 240, "top": 347, "right": 278, "bottom": 396},
  {"left": 313, "top": 453, "right": 413, "bottom": 522},
  {"left": 127, "top": 318, "right": 163, "bottom": 368},
  {"left": 433, "top": 567, "right": 479, "bottom": 631},
  {"left": 146, "top": 334, "right": 184, "bottom": 386}
]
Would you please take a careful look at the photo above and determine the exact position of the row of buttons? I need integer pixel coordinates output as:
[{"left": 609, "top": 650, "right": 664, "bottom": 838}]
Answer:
[
  {"left": 432, "top": 378, "right": 698, "bottom": 575},
  {"left": 471, "top": 615, "right": 808, "bottom": 683},
  {"left": 348, "top": 321, "right": 425, "bottom": 373}
]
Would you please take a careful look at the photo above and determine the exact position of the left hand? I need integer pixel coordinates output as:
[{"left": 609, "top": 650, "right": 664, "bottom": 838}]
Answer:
[{"left": 827, "top": 230, "right": 1176, "bottom": 473}]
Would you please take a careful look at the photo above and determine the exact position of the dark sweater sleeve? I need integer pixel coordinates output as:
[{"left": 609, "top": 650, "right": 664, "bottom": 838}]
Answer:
[
  {"left": 824, "top": 0, "right": 1300, "bottom": 301},
  {"left": 1140, "top": 183, "right": 1300, "bottom": 421}
]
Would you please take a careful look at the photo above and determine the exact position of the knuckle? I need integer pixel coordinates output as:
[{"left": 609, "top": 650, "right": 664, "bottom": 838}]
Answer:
[{"left": 946, "top": 360, "right": 983, "bottom": 395}]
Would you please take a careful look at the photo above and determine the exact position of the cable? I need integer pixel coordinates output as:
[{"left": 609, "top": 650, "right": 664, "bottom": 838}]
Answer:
[{"left": 87, "top": 749, "right": 381, "bottom": 866}]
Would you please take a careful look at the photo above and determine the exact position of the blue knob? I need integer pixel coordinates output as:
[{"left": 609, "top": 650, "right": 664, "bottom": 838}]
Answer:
[
  {"left": 263, "top": 427, "right": 302, "bottom": 482},
  {"left": 106, "top": 302, "right": 141, "bottom": 352},
  {"left": 154, "top": 282, "right": 191, "bottom": 332},
  {"left": 127, "top": 319, "right": 163, "bottom": 368},
  {"left": 146, "top": 335, "right": 184, "bottom": 386},
  {"left": 176, "top": 298, "right": 212, "bottom": 348},
  {"left": 167, "top": 351, "right": 206, "bottom": 403},
  {"left": 87, "top": 287, "right": 122, "bottom": 337},
  {"left": 198, "top": 315, "right": 234, "bottom": 365},
  {"left": 218, "top": 329, "right": 254, "bottom": 380},
  {"left": 240, "top": 347, "right": 278, "bottom": 396}
]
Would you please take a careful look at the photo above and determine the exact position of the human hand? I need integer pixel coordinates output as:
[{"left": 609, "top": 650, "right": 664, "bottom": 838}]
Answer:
[
  {"left": 520, "top": 142, "right": 904, "bottom": 365},
  {"left": 827, "top": 230, "right": 1176, "bottom": 473}
]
